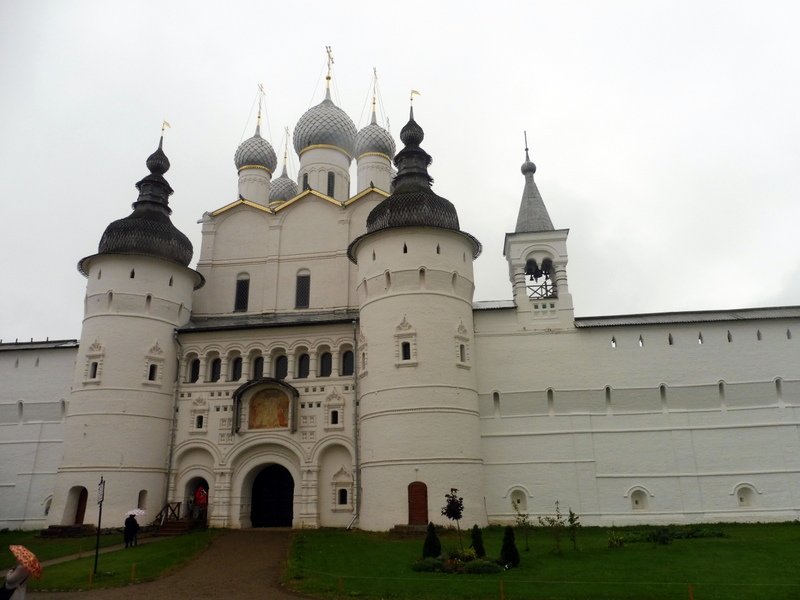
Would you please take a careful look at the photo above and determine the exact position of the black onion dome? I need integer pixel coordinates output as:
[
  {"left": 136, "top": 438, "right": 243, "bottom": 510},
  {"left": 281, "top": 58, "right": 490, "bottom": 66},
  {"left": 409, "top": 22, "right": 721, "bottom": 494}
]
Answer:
[
  {"left": 355, "top": 112, "right": 396, "bottom": 159},
  {"left": 293, "top": 89, "right": 356, "bottom": 158},
  {"left": 235, "top": 124, "right": 277, "bottom": 172},
  {"left": 95, "top": 137, "right": 193, "bottom": 267},
  {"left": 365, "top": 107, "right": 458, "bottom": 233},
  {"left": 269, "top": 164, "right": 299, "bottom": 204}
]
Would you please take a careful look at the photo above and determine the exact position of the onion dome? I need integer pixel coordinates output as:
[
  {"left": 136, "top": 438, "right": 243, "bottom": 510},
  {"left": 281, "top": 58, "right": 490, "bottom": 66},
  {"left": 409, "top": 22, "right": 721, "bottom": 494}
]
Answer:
[
  {"left": 293, "top": 88, "right": 356, "bottom": 158},
  {"left": 365, "top": 107, "right": 459, "bottom": 233},
  {"left": 269, "top": 163, "right": 299, "bottom": 204},
  {"left": 515, "top": 147, "right": 554, "bottom": 233},
  {"left": 234, "top": 123, "right": 277, "bottom": 173},
  {"left": 88, "top": 137, "right": 193, "bottom": 269},
  {"left": 355, "top": 110, "right": 396, "bottom": 160}
]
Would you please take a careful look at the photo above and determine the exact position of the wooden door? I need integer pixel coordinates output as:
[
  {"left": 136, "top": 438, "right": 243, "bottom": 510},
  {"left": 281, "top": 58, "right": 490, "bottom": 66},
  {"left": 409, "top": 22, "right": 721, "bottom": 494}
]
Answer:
[{"left": 408, "top": 482, "right": 428, "bottom": 525}]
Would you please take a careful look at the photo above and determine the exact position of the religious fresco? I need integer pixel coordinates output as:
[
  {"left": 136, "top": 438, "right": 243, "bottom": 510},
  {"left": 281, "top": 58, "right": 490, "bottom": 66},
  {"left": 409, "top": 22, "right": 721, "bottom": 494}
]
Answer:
[{"left": 248, "top": 389, "right": 290, "bottom": 429}]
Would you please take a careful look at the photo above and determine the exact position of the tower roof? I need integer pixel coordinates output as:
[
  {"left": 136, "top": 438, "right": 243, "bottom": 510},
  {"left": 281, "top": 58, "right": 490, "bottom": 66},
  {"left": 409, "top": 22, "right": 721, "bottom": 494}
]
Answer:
[
  {"left": 269, "top": 163, "right": 299, "bottom": 205},
  {"left": 355, "top": 104, "right": 396, "bottom": 160},
  {"left": 293, "top": 88, "right": 356, "bottom": 158},
  {"left": 365, "top": 107, "right": 460, "bottom": 232},
  {"left": 234, "top": 122, "right": 277, "bottom": 173},
  {"left": 85, "top": 137, "right": 194, "bottom": 270},
  {"left": 514, "top": 148, "right": 554, "bottom": 233}
]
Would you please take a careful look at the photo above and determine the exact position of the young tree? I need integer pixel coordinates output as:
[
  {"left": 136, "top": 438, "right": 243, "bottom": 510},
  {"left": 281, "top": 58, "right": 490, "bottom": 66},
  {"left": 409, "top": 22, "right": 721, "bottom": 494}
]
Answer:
[
  {"left": 567, "top": 507, "right": 581, "bottom": 550},
  {"left": 512, "top": 499, "right": 531, "bottom": 551},
  {"left": 422, "top": 521, "right": 442, "bottom": 558},
  {"left": 500, "top": 525, "right": 520, "bottom": 567},
  {"left": 441, "top": 488, "right": 465, "bottom": 550},
  {"left": 470, "top": 524, "right": 486, "bottom": 558},
  {"left": 537, "top": 500, "right": 566, "bottom": 554}
]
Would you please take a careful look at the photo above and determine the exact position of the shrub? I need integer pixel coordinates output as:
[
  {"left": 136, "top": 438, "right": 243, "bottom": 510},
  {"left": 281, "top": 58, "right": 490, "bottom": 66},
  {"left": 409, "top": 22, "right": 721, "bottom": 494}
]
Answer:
[
  {"left": 412, "top": 557, "right": 446, "bottom": 573},
  {"left": 470, "top": 524, "right": 486, "bottom": 558},
  {"left": 607, "top": 529, "right": 625, "bottom": 549},
  {"left": 538, "top": 500, "right": 566, "bottom": 554},
  {"left": 422, "top": 522, "right": 441, "bottom": 559},
  {"left": 449, "top": 547, "right": 477, "bottom": 562},
  {"left": 567, "top": 507, "right": 581, "bottom": 550},
  {"left": 499, "top": 525, "right": 520, "bottom": 567},
  {"left": 463, "top": 559, "right": 503, "bottom": 574}
]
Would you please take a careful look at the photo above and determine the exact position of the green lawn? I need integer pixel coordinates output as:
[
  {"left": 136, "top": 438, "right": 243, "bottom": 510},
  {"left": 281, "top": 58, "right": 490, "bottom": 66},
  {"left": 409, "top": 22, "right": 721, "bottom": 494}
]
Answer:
[
  {"left": 0, "top": 529, "right": 218, "bottom": 590},
  {"left": 284, "top": 523, "right": 800, "bottom": 600}
]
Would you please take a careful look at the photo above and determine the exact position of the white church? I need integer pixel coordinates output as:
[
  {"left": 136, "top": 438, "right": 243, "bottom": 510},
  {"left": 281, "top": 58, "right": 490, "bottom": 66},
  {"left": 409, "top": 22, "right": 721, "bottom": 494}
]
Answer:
[{"left": 3, "top": 69, "right": 800, "bottom": 532}]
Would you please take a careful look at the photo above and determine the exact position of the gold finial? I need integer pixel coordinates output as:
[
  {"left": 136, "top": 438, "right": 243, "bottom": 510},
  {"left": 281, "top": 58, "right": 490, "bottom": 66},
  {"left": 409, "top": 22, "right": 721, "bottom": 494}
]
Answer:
[
  {"left": 410, "top": 89, "right": 420, "bottom": 104},
  {"left": 257, "top": 83, "right": 265, "bottom": 127},
  {"left": 283, "top": 126, "right": 290, "bottom": 165},
  {"left": 325, "top": 46, "right": 334, "bottom": 85},
  {"left": 524, "top": 130, "right": 529, "bottom": 152}
]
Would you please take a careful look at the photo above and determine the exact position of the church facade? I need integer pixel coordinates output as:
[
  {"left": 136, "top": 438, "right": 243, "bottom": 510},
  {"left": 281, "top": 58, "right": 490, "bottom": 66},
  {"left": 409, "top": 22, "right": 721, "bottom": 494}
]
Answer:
[{"left": 2, "top": 76, "right": 800, "bottom": 531}]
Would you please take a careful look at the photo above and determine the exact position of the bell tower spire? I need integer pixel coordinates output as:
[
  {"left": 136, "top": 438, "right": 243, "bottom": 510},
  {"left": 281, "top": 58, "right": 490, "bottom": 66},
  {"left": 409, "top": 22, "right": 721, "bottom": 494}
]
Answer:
[{"left": 504, "top": 135, "right": 574, "bottom": 329}]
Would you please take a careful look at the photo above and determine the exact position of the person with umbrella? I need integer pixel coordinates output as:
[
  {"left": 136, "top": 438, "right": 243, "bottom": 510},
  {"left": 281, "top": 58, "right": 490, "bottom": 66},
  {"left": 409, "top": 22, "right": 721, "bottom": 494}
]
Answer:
[{"left": 1, "top": 545, "right": 42, "bottom": 600}]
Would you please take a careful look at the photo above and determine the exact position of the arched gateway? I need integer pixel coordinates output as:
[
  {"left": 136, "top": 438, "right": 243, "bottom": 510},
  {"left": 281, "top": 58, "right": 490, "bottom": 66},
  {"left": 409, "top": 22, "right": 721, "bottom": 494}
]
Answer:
[{"left": 251, "top": 464, "right": 294, "bottom": 527}]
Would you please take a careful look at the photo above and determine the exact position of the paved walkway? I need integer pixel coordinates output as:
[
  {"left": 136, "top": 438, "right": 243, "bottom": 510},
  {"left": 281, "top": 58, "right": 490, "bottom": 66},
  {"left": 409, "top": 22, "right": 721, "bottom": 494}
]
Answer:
[{"left": 28, "top": 529, "right": 305, "bottom": 600}]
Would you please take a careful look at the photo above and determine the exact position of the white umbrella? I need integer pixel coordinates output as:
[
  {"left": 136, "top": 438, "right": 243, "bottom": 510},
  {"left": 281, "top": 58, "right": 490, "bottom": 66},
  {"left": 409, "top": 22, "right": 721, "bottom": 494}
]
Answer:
[{"left": 125, "top": 508, "right": 146, "bottom": 516}]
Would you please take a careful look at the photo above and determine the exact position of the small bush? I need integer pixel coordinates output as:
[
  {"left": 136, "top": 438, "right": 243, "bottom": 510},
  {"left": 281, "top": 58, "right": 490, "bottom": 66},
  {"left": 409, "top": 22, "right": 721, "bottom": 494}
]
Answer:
[
  {"left": 449, "top": 547, "right": 477, "bottom": 562},
  {"left": 470, "top": 524, "right": 486, "bottom": 558},
  {"left": 499, "top": 525, "right": 520, "bottom": 567},
  {"left": 463, "top": 559, "right": 503, "bottom": 574},
  {"left": 607, "top": 529, "right": 625, "bottom": 549},
  {"left": 422, "top": 522, "right": 441, "bottom": 559},
  {"left": 412, "top": 557, "right": 446, "bottom": 573}
]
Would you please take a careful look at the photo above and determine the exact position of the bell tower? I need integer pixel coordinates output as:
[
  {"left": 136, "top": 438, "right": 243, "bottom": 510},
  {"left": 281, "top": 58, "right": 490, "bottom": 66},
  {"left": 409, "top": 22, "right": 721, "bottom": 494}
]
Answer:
[{"left": 504, "top": 142, "right": 574, "bottom": 329}]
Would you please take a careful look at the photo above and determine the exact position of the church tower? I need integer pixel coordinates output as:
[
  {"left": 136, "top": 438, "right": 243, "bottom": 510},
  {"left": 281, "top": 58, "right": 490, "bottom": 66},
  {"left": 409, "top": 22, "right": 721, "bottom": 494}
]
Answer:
[
  {"left": 349, "top": 107, "right": 487, "bottom": 530},
  {"left": 503, "top": 145, "right": 574, "bottom": 328},
  {"left": 49, "top": 136, "right": 203, "bottom": 527}
]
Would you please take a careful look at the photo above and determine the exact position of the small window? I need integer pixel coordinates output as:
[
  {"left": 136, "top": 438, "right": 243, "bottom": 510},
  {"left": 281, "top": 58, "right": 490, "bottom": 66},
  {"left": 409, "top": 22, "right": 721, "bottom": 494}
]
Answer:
[
  {"left": 209, "top": 358, "right": 221, "bottom": 382},
  {"left": 331, "top": 410, "right": 339, "bottom": 425},
  {"left": 234, "top": 275, "right": 250, "bottom": 312},
  {"left": 296, "top": 272, "right": 310, "bottom": 309},
  {"left": 459, "top": 344, "right": 466, "bottom": 363},
  {"left": 631, "top": 489, "right": 648, "bottom": 510},
  {"left": 338, "top": 488, "right": 348, "bottom": 505},
  {"left": 319, "top": 353, "right": 332, "bottom": 377},
  {"left": 195, "top": 415, "right": 204, "bottom": 429},
  {"left": 90, "top": 362, "right": 99, "bottom": 379},
  {"left": 327, "top": 171, "right": 335, "bottom": 196},
  {"left": 169, "top": 276, "right": 173, "bottom": 286},
  {"left": 231, "top": 357, "right": 243, "bottom": 381},
  {"left": 297, "top": 354, "right": 310, "bottom": 378},
  {"left": 403, "top": 243, "right": 408, "bottom": 254},
  {"left": 275, "top": 355, "right": 288, "bottom": 380},
  {"left": 252, "top": 356, "right": 264, "bottom": 380},
  {"left": 148, "top": 364, "right": 158, "bottom": 381},
  {"left": 130, "top": 269, "right": 135, "bottom": 278},
  {"left": 341, "top": 351, "right": 354, "bottom": 376},
  {"left": 137, "top": 490, "right": 147, "bottom": 510},
  {"left": 303, "top": 173, "right": 309, "bottom": 190},
  {"left": 189, "top": 359, "right": 200, "bottom": 383},
  {"left": 401, "top": 342, "right": 411, "bottom": 361}
]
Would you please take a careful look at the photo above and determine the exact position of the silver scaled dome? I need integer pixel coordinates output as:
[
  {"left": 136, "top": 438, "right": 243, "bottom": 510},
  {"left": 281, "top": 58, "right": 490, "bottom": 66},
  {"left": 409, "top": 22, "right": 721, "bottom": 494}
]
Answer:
[
  {"left": 234, "top": 125, "right": 277, "bottom": 173},
  {"left": 293, "top": 89, "right": 356, "bottom": 158},
  {"left": 355, "top": 114, "right": 396, "bottom": 160},
  {"left": 269, "top": 164, "right": 299, "bottom": 204}
]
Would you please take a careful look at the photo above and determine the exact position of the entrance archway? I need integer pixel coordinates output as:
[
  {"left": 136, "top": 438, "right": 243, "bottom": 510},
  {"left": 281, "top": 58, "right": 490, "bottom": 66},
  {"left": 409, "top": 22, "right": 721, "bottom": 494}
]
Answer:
[
  {"left": 408, "top": 482, "right": 428, "bottom": 525},
  {"left": 185, "top": 477, "right": 209, "bottom": 522},
  {"left": 251, "top": 464, "right": 294, "bottom": 527},
  {"left": 74, "top": 487, "right": 88, "bottom": 525}
]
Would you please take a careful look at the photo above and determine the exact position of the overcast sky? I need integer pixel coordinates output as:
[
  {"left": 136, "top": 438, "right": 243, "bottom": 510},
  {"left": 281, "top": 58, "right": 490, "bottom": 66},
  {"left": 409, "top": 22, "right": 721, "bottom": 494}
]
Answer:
[{"left": 2, "top": 0, "right": 800, "bottom": 343}]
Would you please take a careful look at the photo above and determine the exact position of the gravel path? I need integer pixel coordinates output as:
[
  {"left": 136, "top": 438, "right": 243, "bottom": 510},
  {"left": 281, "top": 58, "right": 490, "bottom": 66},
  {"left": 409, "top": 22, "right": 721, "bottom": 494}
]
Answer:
[{"left": 29, "top": 529, "right": 306, "bottom": 600}]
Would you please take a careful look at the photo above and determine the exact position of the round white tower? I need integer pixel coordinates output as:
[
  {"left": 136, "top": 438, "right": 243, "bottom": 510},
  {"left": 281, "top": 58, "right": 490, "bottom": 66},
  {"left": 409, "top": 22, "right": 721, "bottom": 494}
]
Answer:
[
  {"left": 49, "top": 137, "right": 203, "bottom": 527},
  {"left": 349, "top": 108, "right": 486, "bottom": 531}
]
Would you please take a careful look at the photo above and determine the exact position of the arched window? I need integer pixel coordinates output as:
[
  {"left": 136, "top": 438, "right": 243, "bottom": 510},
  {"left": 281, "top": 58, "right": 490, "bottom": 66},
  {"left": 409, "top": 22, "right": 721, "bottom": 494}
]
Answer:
[
  {"left": 189, "top": 359, "right": 200, "bottom": 383},
  {"left": 252, "top": 356, "right": 264, "bottom": 380},
  {"left": 209, "top": 358, "right": 221, "bottom": 382},
  {"left": 510, "top": 489, "right": 527, "bottom": 512},
  {"left": 327, "top": 172, "right": 335, "bottom": 196},
  {"left": 274, "top": 355, "right": 288, "bottom": 380},
  {"left": 524, "top": 257, "right": 556, "bottom": 299},
  {"left": 331, "top": 410, "right": 339, "bottom": 425},
  {"left": 631, "top": 489, "right": 648, "bottom": 510},
  {"left": 338, "top": 488, "right": 348, "bottom": 505},
  {"left": 90, "top": 362, "right": 99, "bottom": 379},
  {"left": 341, "top": 350, "right": 354, "bottom": 376},
  {"left": 401, "top": 342, "right": 411, "bottom": 361},
  {"left": 230, "top": 357, "right": 243, "bottom": 381},
  {"left": 302, "top": 172, "right": 309, "bottom": 190},
  {"left": 234, "top": 274, "right": 250, "bottom": 312},
  {"left": 148, "top": 364, "right": 158, "bottom": 381},
  {"left": 296, "top": 270, "right": 310, "bottom": 309},
  {"left": 319, "top": 352, "right": 332, "bottom": 377},
  {"left": 297, "top": 354, "right": 310, "bottom": 378},
  {"left": 195, "top": 415, "right": 204, "bottom": 429},
  {"left": 137, "top": 490, "right": 147, "bottom": 510}
]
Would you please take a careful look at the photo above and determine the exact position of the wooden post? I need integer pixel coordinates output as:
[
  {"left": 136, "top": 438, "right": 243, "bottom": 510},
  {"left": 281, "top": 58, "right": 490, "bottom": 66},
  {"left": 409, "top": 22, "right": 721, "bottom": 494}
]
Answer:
[
  {"left": 688, "top": 584, "right": 694, "bottom": 600},
  {"left": 131, "top": 564, "right": 136, "bottom": 583},
  {"left": 500, "top": 580, "right": 505, "bottom": 600},
  {"left": 88, "top": 570, "right": 93, "bottom": 589},
  {"left": 338, "top": 576, "right": 343, "bottom": 599}
]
